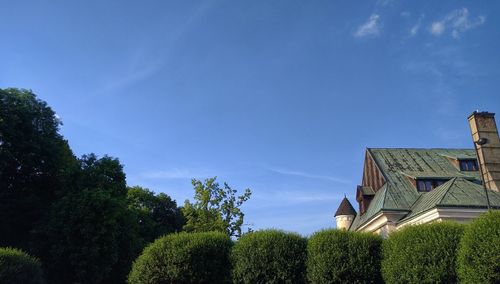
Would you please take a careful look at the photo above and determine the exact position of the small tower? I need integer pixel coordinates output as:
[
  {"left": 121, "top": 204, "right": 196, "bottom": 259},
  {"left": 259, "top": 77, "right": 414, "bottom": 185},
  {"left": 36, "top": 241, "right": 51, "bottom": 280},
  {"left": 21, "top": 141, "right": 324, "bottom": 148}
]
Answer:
[{"left": 335, "top": 196, "right": 357, "bottom": 230}]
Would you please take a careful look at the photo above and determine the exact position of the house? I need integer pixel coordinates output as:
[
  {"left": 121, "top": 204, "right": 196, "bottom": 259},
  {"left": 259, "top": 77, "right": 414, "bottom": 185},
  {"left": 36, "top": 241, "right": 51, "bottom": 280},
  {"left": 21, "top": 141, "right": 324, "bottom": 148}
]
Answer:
[{"left": 335, "top": 111, "right": 500, "bottom": 237}]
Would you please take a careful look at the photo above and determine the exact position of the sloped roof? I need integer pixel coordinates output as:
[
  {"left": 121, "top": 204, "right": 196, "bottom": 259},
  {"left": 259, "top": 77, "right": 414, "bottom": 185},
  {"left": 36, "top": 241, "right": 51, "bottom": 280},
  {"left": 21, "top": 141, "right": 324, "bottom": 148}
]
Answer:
[
  {"left": 335, "top": 197, "right": 356, "bottom": 217},
  {"left": 401, "top": 177, "right": 500, "bottom": 222},
  {"left": 350, "top": 148, "right": 483, "bottom": 231},
  {"left": 359, "top": 186, "right": 375, "bottom": 196},
  {"left": 350, "top": 184, "right": 391, "bottom": 230}
]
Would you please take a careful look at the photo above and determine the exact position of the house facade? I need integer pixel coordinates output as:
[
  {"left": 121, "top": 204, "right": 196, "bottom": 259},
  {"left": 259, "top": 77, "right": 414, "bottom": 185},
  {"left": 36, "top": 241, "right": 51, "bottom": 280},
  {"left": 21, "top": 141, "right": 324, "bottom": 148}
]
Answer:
[{"left": 335, "top": 111, "right": 500, "bottom": 237}]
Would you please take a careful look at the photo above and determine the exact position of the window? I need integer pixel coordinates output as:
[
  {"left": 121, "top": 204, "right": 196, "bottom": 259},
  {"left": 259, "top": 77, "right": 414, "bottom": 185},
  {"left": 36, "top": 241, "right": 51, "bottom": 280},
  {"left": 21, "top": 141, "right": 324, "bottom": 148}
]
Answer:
[
  {"left": 459, "top": 160, "right": 478, "bottom": 171},
  {"left": 416, "top": 179, "right": 448, "bottom": 192}
]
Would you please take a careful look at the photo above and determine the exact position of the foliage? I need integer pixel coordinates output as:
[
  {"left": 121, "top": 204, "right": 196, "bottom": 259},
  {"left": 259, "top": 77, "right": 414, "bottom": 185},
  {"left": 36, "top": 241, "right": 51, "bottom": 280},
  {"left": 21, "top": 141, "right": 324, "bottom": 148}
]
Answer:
[
  {"left": 307, "top": 229, "right": 382, "bottom": 284},
  {"left": 231, "top": 229, "right": 307, "bottom": 284},
  {"left": 44, "top": 154, "right": 140, "bottom": 284},
  {"left": 182, "top": 177, "right": 251, "bottom": 238},
  {"left": 457, "top": 210, "right": 500, "bottom": 284},
  {"left": 382, "top": 222, "right": 464, "bottom": 284},
  {"left": 127, "top": 186, "right": 184, "bottom": 247},
  {"left": 0, "top": 247, "right": 45, "bottom": 284},
  {"left": 0, "top": 88, "right": 76, "bottom": 251},
  {"left": 128, "top": 231, "right": 232, "bottom": 284}
]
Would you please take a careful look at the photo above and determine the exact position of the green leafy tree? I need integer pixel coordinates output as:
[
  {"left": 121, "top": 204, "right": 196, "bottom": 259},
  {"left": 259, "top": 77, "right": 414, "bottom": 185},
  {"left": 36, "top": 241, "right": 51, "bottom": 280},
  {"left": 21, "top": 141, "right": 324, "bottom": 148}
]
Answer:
[
  {"left": 127, "top": 186, "right": 184, "bottom": 246},
  {"left": 0, "top": 88, "right": 77, "bottom": 251},
  {"left": 182, "top": 177, "right": 251, "bottom": 238},
  {"left": 44, "top": 154, "right": 140, "bottom": 284}
]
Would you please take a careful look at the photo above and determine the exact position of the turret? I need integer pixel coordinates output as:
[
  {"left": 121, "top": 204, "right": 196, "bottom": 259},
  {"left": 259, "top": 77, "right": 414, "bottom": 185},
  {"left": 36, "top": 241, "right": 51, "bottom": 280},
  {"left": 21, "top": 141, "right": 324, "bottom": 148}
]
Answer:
[{"left": 335, "top": 196, "right": 357, "bottom": 230}]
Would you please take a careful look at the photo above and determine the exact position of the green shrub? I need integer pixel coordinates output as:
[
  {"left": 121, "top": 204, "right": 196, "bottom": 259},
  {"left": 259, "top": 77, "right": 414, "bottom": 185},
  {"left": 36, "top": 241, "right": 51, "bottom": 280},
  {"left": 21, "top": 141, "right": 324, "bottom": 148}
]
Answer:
[
  {"left": 127, "top": 231, "right": 232, "bottom": 284},
  {"left": 382, "top": 222, "right": 464, "bottom": 284},
  {"left": 307, "top": 229, "right": 382, "bottom": 284},
  {"left": 457, "top": 210, "right": 500, "bottom": 284},
  {"left": 0, "top": 247, "right": 45, "bottom": 284},
  {"left": 231, "top": 229, "right": 307, "bottom": 284}
]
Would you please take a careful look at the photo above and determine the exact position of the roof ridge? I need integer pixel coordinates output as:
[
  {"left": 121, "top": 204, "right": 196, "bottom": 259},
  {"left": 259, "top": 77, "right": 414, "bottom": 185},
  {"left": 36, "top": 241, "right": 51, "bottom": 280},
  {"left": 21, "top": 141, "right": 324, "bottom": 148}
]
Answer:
[
  {"left": 437, "top": 177, "right": 457, "bottom": 205},
  {"left": 381, "top": 182, "right": 389, "bottom": 209}
]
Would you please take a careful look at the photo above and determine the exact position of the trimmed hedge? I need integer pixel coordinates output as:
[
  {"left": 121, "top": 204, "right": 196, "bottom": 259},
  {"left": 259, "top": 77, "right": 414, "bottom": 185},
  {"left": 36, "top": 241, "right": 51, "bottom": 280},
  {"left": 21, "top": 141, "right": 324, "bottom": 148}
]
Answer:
[
  {"left": 382, "top": 222, "right": 464, "bottom": 284},
  {"left": 127, "top": 232, "right": 232, "bottom": 284},
  {"left": 457, "top": 210, "right": 500, "bottom": 284},
  {"left": 0, "top": 247, "right": 45, "bottom": 284},
  {"left": 307, "top": 229, "right": 383, "bottom": 284},
  {"left": 231, "top": 229, "right": 307, "bottom": 284}
]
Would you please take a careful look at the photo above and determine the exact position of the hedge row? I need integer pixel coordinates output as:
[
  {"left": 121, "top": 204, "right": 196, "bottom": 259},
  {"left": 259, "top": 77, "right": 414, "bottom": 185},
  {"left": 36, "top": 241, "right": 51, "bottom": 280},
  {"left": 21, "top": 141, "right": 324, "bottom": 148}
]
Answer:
[
  {"left": 4, "top": 212, "right": 496, "bottom": 284},
  {"left": 382, "top": 222, "right": 465, "bottom": 284},
  {"left": 0, "top": 247, "right": 45, "bottom": 284},
  {"left": 457, "top": 210, "right": 500, "bottom": 284},
  {"left": 126, "top": 212, "right": 499, "bottom": 284},
  {"left": 127, "top": 231, "right": 232, "bottom": 284},
  {"left": 231, "top": 229, "right": 308, "bottom": 283},
  {"left": 308, "top": 229, "right": 382, "bottom": 284}
]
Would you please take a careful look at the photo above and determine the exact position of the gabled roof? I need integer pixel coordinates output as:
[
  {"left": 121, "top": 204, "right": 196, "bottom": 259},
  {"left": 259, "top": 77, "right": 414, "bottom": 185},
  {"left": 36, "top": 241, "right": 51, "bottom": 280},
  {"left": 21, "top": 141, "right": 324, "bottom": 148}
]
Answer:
[
  {"left": 350, "top": 184, "right": 392, "bottom": 230},
  {"left": 335, "top": 197, "right": 356, "bottom": 217},
  {"left": 401, "top": 177, "right": 500, "bottom": 222},
  {"left": 350, "top": 148, "right": 483, "bottom": 231}
]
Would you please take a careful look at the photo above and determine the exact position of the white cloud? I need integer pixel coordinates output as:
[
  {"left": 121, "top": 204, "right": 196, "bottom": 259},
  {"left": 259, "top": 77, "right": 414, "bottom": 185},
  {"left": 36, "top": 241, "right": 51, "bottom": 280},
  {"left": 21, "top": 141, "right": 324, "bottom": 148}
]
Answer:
[
  {"left": 354, "top": 14, "right": 381, "bottom": 38},
  {"left": 429, "top": 8, "right": 485, "bottom": 38},
  {"left": 267, "top": 167, "right": 350, "bottom": 184},
  {"left": 410, "top": 24, "right": 420, "bottom": 36},
  {"left": 430, "top": 22, "right": 445, "bottom": 36},
  {"left": 410, "top": 15, "right": 424, "bottom": 37}
]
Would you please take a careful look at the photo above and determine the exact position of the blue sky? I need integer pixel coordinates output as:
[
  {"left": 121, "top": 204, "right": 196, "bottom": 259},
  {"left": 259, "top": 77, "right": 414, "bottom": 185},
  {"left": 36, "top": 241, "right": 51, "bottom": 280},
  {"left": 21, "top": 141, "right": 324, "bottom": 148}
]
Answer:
[{"left": 1, "top": 0, "right": 499, "bottom": 235}]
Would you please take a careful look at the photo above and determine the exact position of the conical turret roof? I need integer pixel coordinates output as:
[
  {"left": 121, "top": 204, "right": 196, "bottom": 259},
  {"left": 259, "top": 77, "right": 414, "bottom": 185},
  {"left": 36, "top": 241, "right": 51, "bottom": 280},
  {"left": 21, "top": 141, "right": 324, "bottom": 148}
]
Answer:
[{"left": 335, "top": 196, "right": 356, "bottom": 217}]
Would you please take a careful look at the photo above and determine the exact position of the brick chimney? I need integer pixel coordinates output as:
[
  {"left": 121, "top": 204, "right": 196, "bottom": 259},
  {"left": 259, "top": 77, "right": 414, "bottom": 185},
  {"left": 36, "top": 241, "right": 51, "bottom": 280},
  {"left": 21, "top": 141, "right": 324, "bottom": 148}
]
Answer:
[{"left": 468, "top": 111, "right": 500, "bottom": 191}]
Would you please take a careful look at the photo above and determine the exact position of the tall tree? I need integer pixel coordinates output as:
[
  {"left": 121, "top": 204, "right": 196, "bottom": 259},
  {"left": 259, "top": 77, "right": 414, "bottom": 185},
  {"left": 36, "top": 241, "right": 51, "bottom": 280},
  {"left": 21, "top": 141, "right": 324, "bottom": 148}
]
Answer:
[
  {"left": 0, "top": 88, "right": 76, "bottom": 251},
  {"left": 182, "top": 177, "right": 251, "bottom": 238},
  {"left": 127, "top": 186, "right": 184, "bottom": 246},
  {"left": 44, "top": 154, "right": 140, "bottom": 284}
]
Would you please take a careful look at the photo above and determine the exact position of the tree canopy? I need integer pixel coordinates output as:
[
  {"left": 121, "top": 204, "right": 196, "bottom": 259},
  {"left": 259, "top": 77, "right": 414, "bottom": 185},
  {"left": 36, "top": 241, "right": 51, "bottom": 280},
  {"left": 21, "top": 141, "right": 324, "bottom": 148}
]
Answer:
[
  {"left": 0, "top": 88, "right": 76, "bottom": 251},
  {"left": 127, "top": 186, "right": 185, "bottom": 246},
  {"left": 43, "top": 154, "right": 141, "bottom": 283},
  {"left": 0, "top": 88, "right": 185, "bottom": 283},
  {"left": 182, "top": 177, "right": 251, "bottom": 238}
]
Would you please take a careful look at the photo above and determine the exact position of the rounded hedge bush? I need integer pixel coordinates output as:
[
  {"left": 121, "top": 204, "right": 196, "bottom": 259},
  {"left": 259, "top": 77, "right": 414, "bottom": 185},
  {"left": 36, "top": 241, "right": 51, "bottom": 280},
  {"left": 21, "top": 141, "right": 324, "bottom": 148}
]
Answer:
[
  {"left": 457, "top": 210, "right": 500, "bottom": 284},
  {"left": 307, "top": 229, "right": 383, "bottom": 284},
  {"left": 231, "top": 229, "right": 307, "bottom": 284},
  {"left": 0, "top": 247, "right": 45, "bottom": 284},
  {"left": 382, "top": 222, "right": 464, "bottom": 284},
  {"left": 127, "top": 231, "right": 232, "bottom": 284}
]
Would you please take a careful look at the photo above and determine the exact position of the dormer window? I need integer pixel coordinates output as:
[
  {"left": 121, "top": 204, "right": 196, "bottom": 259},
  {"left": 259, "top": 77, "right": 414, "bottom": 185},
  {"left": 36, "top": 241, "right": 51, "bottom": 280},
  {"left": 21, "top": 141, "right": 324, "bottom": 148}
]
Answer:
[
  {"left": 459, "top": 159, "right": 478, "bottom": 171},
  {"left": 416, "top": 179, "right": 447, "bottom": 192}
]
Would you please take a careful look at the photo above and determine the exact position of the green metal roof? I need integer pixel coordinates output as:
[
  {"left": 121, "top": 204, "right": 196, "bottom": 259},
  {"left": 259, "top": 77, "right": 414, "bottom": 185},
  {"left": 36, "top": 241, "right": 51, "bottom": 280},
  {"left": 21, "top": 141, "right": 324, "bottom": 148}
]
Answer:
[
  {"left": 401, "top": 177, "right": 500, "bottom": 222},
  {"left": 359, "top": 186, "right": 375, "bottom": 196},
  {"left": 350, "top": 148, "right": 484, "bottom": 231}
]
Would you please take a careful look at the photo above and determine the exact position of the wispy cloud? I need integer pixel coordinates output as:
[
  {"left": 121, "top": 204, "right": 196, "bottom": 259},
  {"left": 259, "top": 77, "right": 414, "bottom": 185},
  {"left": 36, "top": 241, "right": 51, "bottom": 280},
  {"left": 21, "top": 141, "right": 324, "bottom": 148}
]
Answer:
[
  {"left": 410, "top": 15, "right": 424, "bottom": 37},
  {"left": 354, "top": 14, "right": 381, "bottom": 38},
  {"left": 429, "top": 8, "right": 485, "bottom": 38},
  {"left": 93, "top": 2, "right": 214, "bottom": 96},
  {"left": 267, "top": 167, "right": 350, "bottom": 184},
  {"left": 141, "top": 168, "right": 214, "bottom": 179},
  {"left": 400, "top": 11, "right": 411, "bottom": 17},
  {"left": 376, "top": 0, "right": 393, "bottom": 7},
  {"left": 249, "top": 190, "right": 345, "bottom": 209}
]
